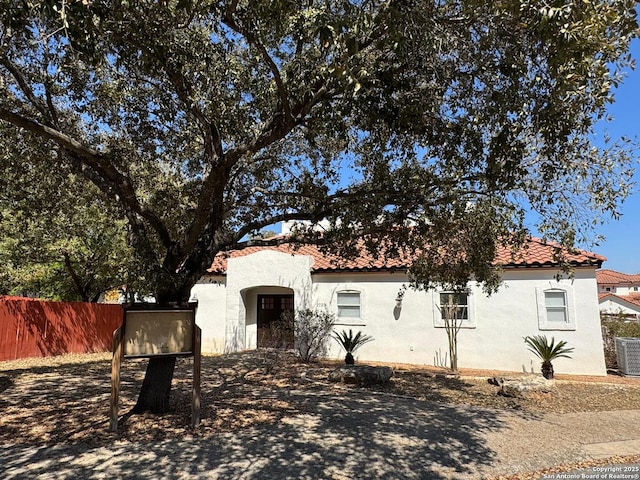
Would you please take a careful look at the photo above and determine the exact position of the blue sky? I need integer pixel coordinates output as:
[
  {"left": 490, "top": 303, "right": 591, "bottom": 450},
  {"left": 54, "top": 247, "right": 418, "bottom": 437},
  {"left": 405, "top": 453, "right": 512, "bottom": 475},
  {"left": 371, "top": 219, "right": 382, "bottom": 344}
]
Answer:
[
  {"left": 590, "top": 38, "right": 640, "bottom": 273},
  {"left": 272, "top": 39, "right": 640, "bottom": 273}
]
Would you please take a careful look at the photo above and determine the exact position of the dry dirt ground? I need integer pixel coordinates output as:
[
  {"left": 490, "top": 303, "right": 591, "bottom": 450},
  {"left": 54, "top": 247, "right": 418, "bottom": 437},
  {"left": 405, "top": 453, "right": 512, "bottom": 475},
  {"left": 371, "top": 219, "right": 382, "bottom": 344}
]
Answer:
[{"left": 1, "top": 351, "right": 639, "bottom": 479}]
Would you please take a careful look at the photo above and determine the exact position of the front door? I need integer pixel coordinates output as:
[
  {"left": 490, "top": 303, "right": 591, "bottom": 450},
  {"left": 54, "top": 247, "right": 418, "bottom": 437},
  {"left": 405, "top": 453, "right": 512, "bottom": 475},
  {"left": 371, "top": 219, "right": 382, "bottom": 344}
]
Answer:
[{"left": 257, "top": 294, "right": 294, "bottom": 348}]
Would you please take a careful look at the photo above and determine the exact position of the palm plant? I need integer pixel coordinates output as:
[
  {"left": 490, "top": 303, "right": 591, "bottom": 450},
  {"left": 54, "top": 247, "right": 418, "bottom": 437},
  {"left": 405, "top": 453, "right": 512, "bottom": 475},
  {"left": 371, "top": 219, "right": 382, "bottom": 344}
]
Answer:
[
  {"left": 524, "top": 335, "right": 574, "bottom": 379},
  {"left": 332, "top": 329, "right": 374, "bottom": 365}
]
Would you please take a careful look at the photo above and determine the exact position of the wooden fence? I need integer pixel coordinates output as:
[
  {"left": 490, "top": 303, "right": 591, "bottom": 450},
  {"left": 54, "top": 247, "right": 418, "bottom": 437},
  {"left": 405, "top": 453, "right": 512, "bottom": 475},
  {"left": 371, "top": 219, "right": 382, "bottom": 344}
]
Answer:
[{"left": 0, "top": 296, "right": 123, "bottom": 361}]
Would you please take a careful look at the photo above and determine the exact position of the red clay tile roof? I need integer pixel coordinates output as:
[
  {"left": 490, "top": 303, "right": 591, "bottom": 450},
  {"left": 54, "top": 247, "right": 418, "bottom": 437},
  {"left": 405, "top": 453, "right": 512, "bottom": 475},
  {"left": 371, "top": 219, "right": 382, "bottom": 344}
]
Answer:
[
  {"left": 596, "top": 269, "right": 640, "bottom": 285},
  {"left": 599, "top": 292, "right": 640, "bottom": 309},
  {"left": 494, "top": 237, "right": 605, "bottom": 268},
  {"left": 208, "top": 237, "right": 604, "bottom": 275}
]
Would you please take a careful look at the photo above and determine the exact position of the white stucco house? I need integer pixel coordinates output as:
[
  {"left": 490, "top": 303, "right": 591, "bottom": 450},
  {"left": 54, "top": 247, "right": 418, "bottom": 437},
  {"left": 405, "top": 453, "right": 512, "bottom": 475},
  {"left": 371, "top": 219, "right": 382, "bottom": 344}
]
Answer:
[
  {"left": 597, "top": 269, "right": 640, "bottom": 318},
  {"left": 191, "top": 234, "right": 607, "bottom": 376}
]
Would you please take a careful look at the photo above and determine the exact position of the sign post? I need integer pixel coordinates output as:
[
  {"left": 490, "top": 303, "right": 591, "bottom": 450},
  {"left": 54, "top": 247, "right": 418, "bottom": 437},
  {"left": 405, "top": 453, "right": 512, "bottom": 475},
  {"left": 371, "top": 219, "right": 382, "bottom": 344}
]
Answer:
[{"left": 110, "top": 303, "right": 201, "bottom": 432}]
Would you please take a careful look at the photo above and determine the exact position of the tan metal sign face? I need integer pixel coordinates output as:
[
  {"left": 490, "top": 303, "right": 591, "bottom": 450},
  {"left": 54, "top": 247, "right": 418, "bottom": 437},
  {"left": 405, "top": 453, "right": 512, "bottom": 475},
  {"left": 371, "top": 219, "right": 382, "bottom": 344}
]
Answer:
[{"left": 123, "top": 309, "right": 194, "bottom": 357}]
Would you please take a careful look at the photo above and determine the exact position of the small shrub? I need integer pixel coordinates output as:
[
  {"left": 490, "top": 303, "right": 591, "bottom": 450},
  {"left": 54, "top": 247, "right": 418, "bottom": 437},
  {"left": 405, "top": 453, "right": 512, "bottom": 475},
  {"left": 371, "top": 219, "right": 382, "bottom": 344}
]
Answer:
[
  {"left": 524, "top": 335, "right": 574, "bottom": 379},
  {"left": 282, "top": 308, "right": 335, "bottom": 362},
  {"left": 601, "top": 313, "right": 640, "bottom": 369},
  {"left": 258, "top": 318, "right": 293, "bottom": 373},
  {"left": 333, "top": 329, "right": 374, "bottom": 365}
]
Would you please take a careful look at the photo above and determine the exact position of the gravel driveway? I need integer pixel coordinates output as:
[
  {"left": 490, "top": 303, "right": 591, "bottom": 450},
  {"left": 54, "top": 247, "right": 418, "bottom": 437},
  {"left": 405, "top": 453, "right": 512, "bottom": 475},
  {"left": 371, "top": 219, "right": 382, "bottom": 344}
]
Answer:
[{"left": 2, "top": 386, "right": 640, "bottom": 480}]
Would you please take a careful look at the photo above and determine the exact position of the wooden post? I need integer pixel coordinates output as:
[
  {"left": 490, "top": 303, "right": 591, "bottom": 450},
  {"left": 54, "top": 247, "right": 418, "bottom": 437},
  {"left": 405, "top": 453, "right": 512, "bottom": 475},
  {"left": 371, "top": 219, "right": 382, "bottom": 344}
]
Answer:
[
  {"left": 191, "top": 325, "right": 202, "bottom": 429},
  {"left": 109, "top": 304, "right": 201, "bottom": 431},
  {"left": 110, "top": 326, "right": 124, "bottom": 432}
]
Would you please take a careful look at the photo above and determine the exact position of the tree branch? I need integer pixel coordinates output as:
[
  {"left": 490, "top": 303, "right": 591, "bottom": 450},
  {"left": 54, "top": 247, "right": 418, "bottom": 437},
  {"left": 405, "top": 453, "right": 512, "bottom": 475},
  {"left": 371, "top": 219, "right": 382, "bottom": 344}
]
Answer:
[
  {"left": 135, "top": 44, "right": 228, "bottom": 264},
  {"left": 61, "top": 250, "right": 90, "bottom": 302},
  {"left": 162, "top": 60, "right": 224, "bottom": 160},
  {"left": 222, "top": 12, "right": 293, "bottom": 122},
  {"left": 0, "top": 107, "right": 174, "bottom": 249},
  {"left": 0, "top": 57, "right": 51, "bottom": 123},
  {"left": 0, "top": 106, "right": 101, "bottom": 157},
  {"left": 223, "top": 211, "right": 331, "bottom": 250}
]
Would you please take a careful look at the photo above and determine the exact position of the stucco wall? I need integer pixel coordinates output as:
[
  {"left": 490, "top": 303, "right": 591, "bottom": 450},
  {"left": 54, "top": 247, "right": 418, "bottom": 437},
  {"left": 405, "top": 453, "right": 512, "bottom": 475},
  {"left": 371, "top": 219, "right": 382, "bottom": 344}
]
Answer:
[
  {"left": 191, "top": 276, "right": 227, "bottom": 353},
  {"left": 192, "top": 250, "right": 606, "bottom": 375},
  {"left": 599, "top": 297, "right": 640, "bottom": 316},
  {"left": 458, "top": 269, "right": 604, "bottom": 375},
  {"left": 313, "top": 268, "right": 605, "bottom": 375},
  {"left": 600, "top": 286, "right": 640, "bottom": 296},
  {"left": 223, "top": 250, "right": 313, "bottom": 352}
]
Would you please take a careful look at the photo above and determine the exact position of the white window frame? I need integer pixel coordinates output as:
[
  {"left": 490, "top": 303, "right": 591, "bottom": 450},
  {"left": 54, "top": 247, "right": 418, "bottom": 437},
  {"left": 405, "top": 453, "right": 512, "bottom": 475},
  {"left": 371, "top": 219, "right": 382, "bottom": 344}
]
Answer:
[
  {"left": 536, "top": 285, "right": 576, "bottom": 331},
  {"left": 336, "top": 290, "right": 363, "bottom": 323},
  {"left": 433, "top": 289, "right": 476, "bottom": 329}
]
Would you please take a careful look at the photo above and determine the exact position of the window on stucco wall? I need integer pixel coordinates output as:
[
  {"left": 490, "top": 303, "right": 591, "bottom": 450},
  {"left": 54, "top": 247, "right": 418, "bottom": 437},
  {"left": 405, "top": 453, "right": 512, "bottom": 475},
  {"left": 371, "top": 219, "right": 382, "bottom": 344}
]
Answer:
[
  {"left": 536, "top": 286, "right": 576, "bottom": 331},
  {"left": 439, "top": 292, "right": 469, "bottom": 321},
  {"left": 544, "top": 291, "right": 567, "bottom": 323},
  {"left": 337, "top": 292, "right": 361, "bottom": 319},
  {"left": 433, "top": 290, "right": 476, "bottom": 329}
]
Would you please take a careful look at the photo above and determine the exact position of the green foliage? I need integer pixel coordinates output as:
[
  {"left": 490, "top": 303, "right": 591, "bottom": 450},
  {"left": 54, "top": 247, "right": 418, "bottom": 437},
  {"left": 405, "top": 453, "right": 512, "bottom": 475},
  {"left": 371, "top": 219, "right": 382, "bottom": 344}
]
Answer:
[
  {"left": 333, "top": 329, "right": 374, "bottom": 354},
  {"left": 0, "top": 162, "right": 144, "bottom": 301},
  {"left": 524, "top": 335, "right": 574, "bottom": 363},
  {"left": 0, "top": 1, "right": 637, "bottom": 300},
  {"left": 524, "top": 335, "right": 574, "bottom": 379},
  {"left": 603, "top": 314, "right": 640, "bottom": 338},
  {"left": 601, "top": 313, "right": 640, "bottom": 369}
]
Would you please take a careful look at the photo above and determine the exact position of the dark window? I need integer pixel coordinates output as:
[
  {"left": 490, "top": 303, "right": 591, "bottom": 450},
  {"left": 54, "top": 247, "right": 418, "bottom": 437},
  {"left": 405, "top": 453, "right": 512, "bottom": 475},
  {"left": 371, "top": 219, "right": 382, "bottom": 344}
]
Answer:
[{"left": 439, "top": 292, "right": 468, "bottom": 321}]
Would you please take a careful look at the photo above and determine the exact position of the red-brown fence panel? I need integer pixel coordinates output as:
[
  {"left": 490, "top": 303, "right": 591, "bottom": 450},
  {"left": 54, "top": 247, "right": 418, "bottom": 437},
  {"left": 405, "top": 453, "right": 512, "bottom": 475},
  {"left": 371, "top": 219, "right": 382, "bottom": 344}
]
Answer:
[{"left": 0, "top": 296, "right": 123, "bottom": 361}]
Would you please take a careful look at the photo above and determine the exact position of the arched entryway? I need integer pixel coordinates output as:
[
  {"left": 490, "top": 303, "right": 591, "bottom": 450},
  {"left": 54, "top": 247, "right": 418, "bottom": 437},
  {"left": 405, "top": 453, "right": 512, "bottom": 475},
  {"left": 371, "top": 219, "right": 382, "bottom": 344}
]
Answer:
[{"left": 256, "top": 293, "right": 294, "bottom": 348}]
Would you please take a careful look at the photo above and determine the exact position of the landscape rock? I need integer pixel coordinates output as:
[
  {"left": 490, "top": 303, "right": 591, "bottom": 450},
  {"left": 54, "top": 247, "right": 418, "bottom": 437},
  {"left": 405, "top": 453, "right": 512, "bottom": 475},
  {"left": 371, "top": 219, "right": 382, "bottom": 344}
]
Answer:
[
  {"left": 328, "top": 365, "right": 394, "bottom": 386},
  {"left": 489, "top": 375, "right": 555, "bottom": 398}
]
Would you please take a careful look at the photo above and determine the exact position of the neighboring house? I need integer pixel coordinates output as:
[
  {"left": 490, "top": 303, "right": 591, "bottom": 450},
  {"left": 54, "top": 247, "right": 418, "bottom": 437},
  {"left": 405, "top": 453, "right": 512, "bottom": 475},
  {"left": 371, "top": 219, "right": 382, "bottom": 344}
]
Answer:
[
  {"left": 192, "top": 232, "right": 607, "bottom": 376},
  {"left": 597, "top": 269, "right": 640, "bottom": 317}
]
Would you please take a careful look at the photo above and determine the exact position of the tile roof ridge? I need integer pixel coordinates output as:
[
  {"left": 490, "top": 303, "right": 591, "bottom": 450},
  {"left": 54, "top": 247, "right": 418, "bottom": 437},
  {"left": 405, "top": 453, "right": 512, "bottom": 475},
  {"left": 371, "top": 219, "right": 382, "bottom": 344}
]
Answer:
[
  {"left": 527, "top": 236, "right": 605, "bottom": 261},
  {"left": 596, "top": 269, "right": 640, "bottom": 284}
]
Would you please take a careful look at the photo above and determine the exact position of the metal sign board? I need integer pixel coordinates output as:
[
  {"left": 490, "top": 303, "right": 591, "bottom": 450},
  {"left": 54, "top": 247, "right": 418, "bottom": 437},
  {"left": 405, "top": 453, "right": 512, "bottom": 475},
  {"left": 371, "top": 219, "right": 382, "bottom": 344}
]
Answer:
[
  {"left": 110, "top": 303, "right": 201, "bottom": 432},
  {"left": 123, "top": 308, "right": 195, "bottom": 357}
]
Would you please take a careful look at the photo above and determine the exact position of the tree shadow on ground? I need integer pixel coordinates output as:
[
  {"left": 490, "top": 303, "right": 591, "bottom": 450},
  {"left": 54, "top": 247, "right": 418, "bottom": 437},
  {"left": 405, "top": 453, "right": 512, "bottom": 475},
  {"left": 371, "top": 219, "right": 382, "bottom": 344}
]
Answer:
[
  {"left": 0, "top": 375, "right": 12, "bottom": 394},
  {"left": 1, "top": 390, "right": 512, "bottom": 479},
  {"left": 0, "top": 351, "right": 540, "bottom": 479}
]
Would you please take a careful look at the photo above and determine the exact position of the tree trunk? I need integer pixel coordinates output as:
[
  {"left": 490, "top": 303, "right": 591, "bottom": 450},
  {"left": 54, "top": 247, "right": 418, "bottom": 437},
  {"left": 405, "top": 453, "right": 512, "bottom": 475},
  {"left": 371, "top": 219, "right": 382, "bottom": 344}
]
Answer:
[
  {"left": 345, "top": 352, "right": 354, "bottom": 365},
  {"left": 130, "top": 293, "right": 192, "bottom": 414},
  {"left": 132, "top": 356, "right": 177, "bottom": 414}
]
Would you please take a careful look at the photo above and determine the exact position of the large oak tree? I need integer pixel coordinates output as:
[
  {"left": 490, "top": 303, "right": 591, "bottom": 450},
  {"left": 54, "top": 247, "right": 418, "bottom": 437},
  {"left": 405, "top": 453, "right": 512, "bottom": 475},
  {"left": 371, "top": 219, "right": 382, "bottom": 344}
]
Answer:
[
  {"left": 0, "top": 156, "right": 143, "bottom": 302},
  {"left": 0, "top": 0, "right": 637, "bottom": 411}
]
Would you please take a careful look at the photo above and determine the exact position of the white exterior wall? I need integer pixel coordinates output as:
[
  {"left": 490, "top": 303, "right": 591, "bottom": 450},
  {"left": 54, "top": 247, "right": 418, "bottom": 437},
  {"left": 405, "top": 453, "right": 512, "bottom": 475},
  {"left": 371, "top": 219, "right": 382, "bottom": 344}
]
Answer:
[
  {"left": 599, "top": 286, "right": 640, "bottom": 296},
  {"left": 191, "top": 276, "right": 227, "bottom": 353},
  {"left": 223, "top": 250, "right": 313, "bottom": 352},
  {"left": 192, "top": 250, "right": 606, "bottom": 376},
  {"left": 599, "top": 297, "right": 640, "bottom": 316},
  {"left": 313, "top": 268, "right": 605, "bottom": 376},
  {"left": 457, "top": 269, "right": 605, "bottom": 375}
]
